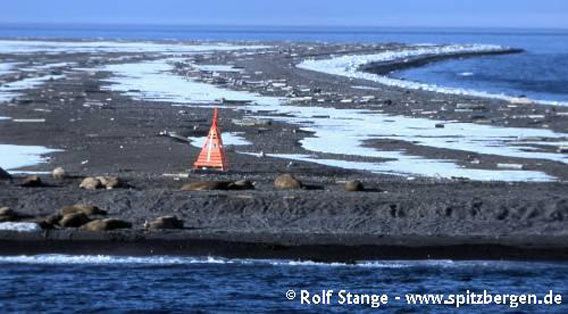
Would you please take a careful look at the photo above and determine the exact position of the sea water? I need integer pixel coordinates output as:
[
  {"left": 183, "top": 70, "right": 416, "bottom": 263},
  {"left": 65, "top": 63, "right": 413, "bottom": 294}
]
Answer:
[{"left": 0, "top": 255, "right": 567, "bottom": 312}]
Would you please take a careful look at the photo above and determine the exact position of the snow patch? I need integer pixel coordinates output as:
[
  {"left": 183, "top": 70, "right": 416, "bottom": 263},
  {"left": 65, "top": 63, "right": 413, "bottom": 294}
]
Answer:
[
  {"left": 102, "top": 58, "right": 568, "bottom": 181},
  {"left": 0, "top": 40, "right": 270, "bottom": 55},
  {"left": 0, "top": 75, "right": 65, "bottom": 103},
  {"left": 0, "top": 222, "right": 41, "bottom": 232},
  {"left": 0, "top": 62, "right": 17, "bottom": 76},
  {"left": 193, "top": 64, "right": 243, "bottom": 73},
  {"left": 188, "top": 132, "right": 252, "bottom": 148},
  {"left": 0, "top": 144, "right": 61, "bottom": 171},
  {"left": 102, "top": 59, "right": 281, "bottom": 106},
  {"left": 264, "top": 153, "right": 553, "bottom": 182}
]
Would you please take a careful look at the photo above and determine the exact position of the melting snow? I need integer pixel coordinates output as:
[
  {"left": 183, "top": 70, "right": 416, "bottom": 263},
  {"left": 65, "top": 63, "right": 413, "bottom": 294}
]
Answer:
[
  {"left": 0, "top": 40, "right": 270, "bottom": 55},
  {"left": 103, "top": 59, "right": 281, "bottom": 106},
  {"left": 193, "top": 64, "right": 243, "bottom": 72},
  {"left": 100, "top": 57, "right": 568, "bottom": 181},
  {"left": 0, "top": 62, "right": 17, "bottom": 76},
  {"left": 0, "top": 222, "right": 41, "bottom": 232},
  {"left": 188, "top": 132, "right": 252, "bottom": 148},
  {"left": 264, "top": 153, "right": 553, "bottom": 182},
  {"left": 0, "top": 74, "right": 65, "bottom": 103},
  {"left": 0, "top": 144, "right": 61, "bottom": 171}
]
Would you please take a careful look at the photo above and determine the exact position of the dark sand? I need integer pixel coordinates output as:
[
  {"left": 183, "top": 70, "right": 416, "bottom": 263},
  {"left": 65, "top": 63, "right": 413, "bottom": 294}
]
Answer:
[{"left": 1, "top": 41, "right": 568, "bottom": 260}]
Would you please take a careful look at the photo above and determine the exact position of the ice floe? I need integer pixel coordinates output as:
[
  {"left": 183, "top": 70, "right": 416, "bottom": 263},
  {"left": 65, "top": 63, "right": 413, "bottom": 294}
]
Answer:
[
  {"left": 0, "top": 40, "right": 270, "bottom": 55},
  {"left": 298, "top": 44, "right": 568, "bottom": 106},
  {"left": 0, "top": 222, "right": 41, "bottom": 232}
]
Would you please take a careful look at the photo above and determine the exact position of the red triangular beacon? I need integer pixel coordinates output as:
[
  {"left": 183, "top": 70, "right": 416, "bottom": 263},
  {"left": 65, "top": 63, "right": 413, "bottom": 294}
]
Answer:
[{"left": 193, "top": 108, "right": 228, "bottom": 171}]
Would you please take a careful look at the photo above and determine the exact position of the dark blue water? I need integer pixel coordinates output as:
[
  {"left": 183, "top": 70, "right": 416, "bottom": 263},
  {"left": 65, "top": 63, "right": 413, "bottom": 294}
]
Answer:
[
  {"left": 391, "top": 36, "right": 568, "bottom": 104},
  {"left": 0, "top": 256, "right": 567, "bottom": 313},
  {"left": 1, "top": 24, "right": 567, "bottom": 104}
]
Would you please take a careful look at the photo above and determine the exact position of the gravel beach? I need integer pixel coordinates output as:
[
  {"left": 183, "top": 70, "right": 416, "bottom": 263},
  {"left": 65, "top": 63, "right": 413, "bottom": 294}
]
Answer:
[{"left": 1, "top": 40, "right": 567, "bottom": 261}]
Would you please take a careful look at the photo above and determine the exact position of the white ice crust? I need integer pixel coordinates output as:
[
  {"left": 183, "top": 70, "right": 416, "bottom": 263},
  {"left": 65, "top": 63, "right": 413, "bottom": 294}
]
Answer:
[
  {"left": 188, "top": 132, "right": 252, "bottom": 148},
  {"left": 100, "top": 57, "right": 568, "bottom": 181},
  {"left": 0, "top": 222, "right": 41, "bottom": 232},
  {"left": 0, "top": 40, "right": 270, "bottom": 55},
  {"left": 0, "top": 144, "right": 61, "bottom": 171}
]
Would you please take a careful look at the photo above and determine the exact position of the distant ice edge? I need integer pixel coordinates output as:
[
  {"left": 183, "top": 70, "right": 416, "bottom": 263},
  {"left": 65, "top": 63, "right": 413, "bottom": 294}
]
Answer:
[{"left": 297, "top": 44, "right": 568, "bottom": 107}]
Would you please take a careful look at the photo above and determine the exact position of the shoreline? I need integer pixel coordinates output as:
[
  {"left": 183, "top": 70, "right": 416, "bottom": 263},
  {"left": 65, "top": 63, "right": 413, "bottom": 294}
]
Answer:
[
  {"left": 3, "top": 231, "right": 568, "bottom": 262},
  {"left": 360, "top": 48, "right": 524, "bottom": 75},
  {"left": 1, "top": 39, "right": 568, "bottom": 262}
]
